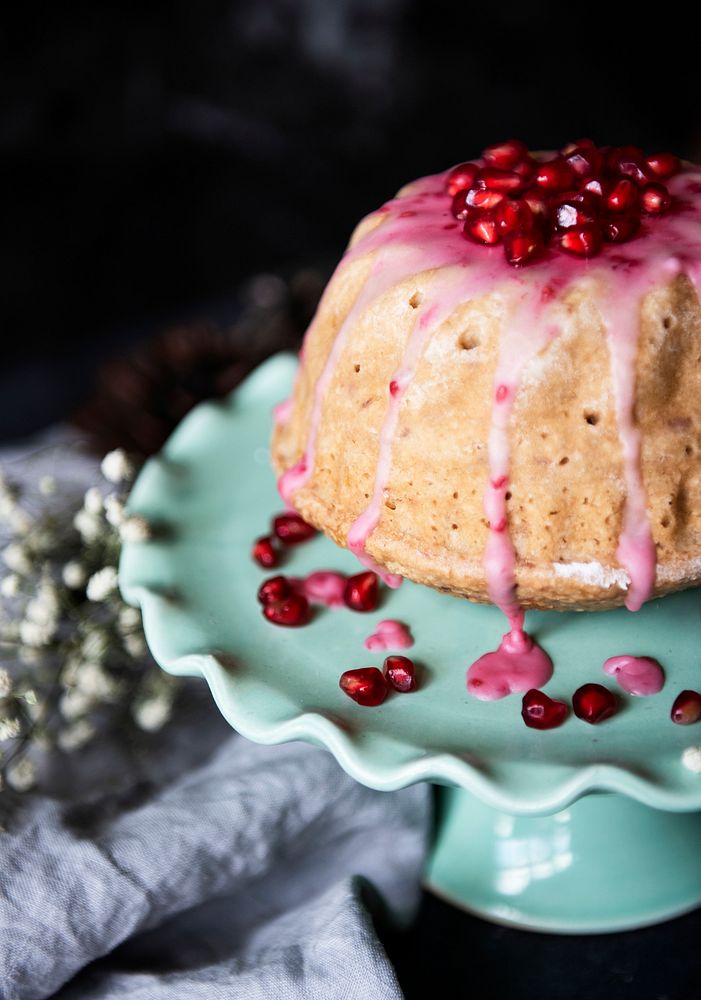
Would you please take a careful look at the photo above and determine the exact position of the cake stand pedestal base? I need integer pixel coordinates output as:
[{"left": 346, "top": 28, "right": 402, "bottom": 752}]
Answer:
[{"left": 424, "top": 787, "right": 701, "bottom": 933}]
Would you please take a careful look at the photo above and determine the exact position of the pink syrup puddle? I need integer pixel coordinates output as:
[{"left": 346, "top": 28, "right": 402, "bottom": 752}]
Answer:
[
  {"left": 467, "top": 626, "right": 553, "bottom": 701},
  {"left": 290, "top": 571, "right": 347, "bottom": 609},
  {"left": 364, "top": 619, "right": 413, "bottom": 652},
  {"left": 602, "top": 654, "right": 665, "bottom": 696}
]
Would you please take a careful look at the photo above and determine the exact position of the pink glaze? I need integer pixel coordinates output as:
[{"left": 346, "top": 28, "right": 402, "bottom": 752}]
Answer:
[
  {"left": 364, "top": 619, "right": 414, "bottom": 651},
  {"left": 273, "top": 398, "right": 293, "bottom": 425},
  {"left": 467, "top": 626, "right": 554, "bottom": 700},
  {"left": 603, "top": 654, "right": 665, "bottom": 696},
  {"left": 279, "top": 161, "right": 701, "bottom": 621},
  {"left": 290, "top": 571, "right": 347, "bottom": 608}
]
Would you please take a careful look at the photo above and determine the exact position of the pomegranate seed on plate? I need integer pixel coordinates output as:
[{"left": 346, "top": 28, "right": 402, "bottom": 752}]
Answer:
[
  {"left": 558, "top": 222, "right": 603, "bottom": 257},
  {"left": 521, "top": 689, "right": 568, "bottom": 729},
  {"left": 572, "top": 683, "right": 618, "bottom": 724},
  {"left": 464, "top": 209, "right": 501, "bottom": 245},
  {"left": 504, "top": 230, "right": 544, "bottom": 267},
  {"left": 344, "top": 571, "right": 380, "bottom": 612},
  {"left": 273, "top": 512, "right": 316, "bottom": 545},
  {"left": 262, "top": 593, "right": 311, "bottom": 627},
  {"left": 646, "top": 152, "right": 680, "bottom": 179},
  {"left": 476, "top": 167, "right": 524, "bottom": 193},
  {"left": 339, "top": 667, "right": 389, "bottom": 706},
  {"left": 383, "top": 655, "right": 417, "bottom": 692},
  {"left": 446, "top": 162, "right": 479, "bottom": 196},
  {"left": 671, "top": 689, "right": 701, "bottom": 725},
  {"left": 606, "top": 178, "right": 640, "bottom": 213},
  {"left": 533, "top": 157, "right": 575, "bottom": 193},
  {"left": 252, "top": 535, "right": 279, "bottom": 569},
  {"left": 257, "top": 575, "right": 292, "bottom": 605},
  {"left": 482, "top": 139, "right": 528, "bottom": 169},
  {"left": 641, "top": 182, "right": 671, "bottom": 214}
]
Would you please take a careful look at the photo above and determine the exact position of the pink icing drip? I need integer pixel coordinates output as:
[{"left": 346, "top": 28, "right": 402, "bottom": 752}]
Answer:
[
  {"left": 273, "top": 398, "right": 293, "bottom": 425},
  {"left": 603, "top": 654, "right": 665, "bottom": 696},
  {"left": 364, "top": 619, "right": 414, "bottom": 651},
  {"left": 290, "top": 571, "right": 347, "bottom": 608},
  {"left": 467, "top": 626, "right": 553, "bottom": 701}
]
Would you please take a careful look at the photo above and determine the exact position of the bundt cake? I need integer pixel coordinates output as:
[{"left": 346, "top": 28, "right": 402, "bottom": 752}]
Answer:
[{"left": 271, "top": 140, "right": 701, "bottom": 621}]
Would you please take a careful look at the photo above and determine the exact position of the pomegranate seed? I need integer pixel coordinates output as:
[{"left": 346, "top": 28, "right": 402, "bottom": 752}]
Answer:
[
  {"left": 646, "top": 152, "right": 680, "bottom": 180},
  {"left": 533, "top": 157, "right": 575, "bottom": 193},
  {"left": 339, "top": 667, "right": 388, "bottom": 706},
  {"left": 476, "top": 167, "right": 524, "bottom": 193},
  {"left": 564, "top": 145, "right": 603, "bottom": 179},
  {"left": 671, "top": 689, "right": 701, "bottom": 725},
  {"left": 603, "top": 214, "right": 640, "bottom": 243},
  {"left": 641, "top": 182, "right": 672, "bottom": 214},
  {"left": 562, "top": 137, "right": 596, "bottom": 155},
  {"left": 252, "top": 535, "right": 279, "bottom": 568},
  {"left": 466, "top": 186, "right": 506, "bottom": 210},
  {"left": 262, "top": 593, "right": 311, "bottom": 627},
  {"left": 344, "top": 571, "right": 380, "bottom": 612},
  {"left": 521, "top": 689, "right": 568, "bottom": 730},
  {"left": 581, "top": 177, "right": 605, "bottom": 198},
  {"left": 273, "top": 512, "right": 316, "bottom": 545},
  {"left": 557, "top": 223, "right": 603, "bottom": 257},
  {"left": 606, "top": 178, "right": 640, "bottom": 213},
  {"left": 451, "top": 188, "right": 475, "bottom": 221},
  {"left": 384, "top": 655, "right": 417, "bottom": 692},
  {"left": 572, "top": 683, "right": 618, "bottom": 724},
  {"left": 495, "top": 198, "right": 534, "bottom": 237},
  {"left": 553, "top": 192, "right": 599, "bottom": 230},
  {"left": 464, "top": 209, "right": 501, "bottom": 245},
  {"left": 608, "top": 146, "right": 650, "bottom": 184},
  {"left": 446, "top": 162, "right": 479, "bottom": 196},
  {"left": 523, "top": 190, "right": 551, "bottom": 225},
  {"left": 482, "top": 139, "right": 528, "bottom": 169},
  {"left": 513, "top": 157, "right": 535, "bottom": 181},
  {"left": 504, "top": 230, "right": 544, "bottom": 267},
  {"left": 257, "top": 575, "right": 292, "bottom": 605}
]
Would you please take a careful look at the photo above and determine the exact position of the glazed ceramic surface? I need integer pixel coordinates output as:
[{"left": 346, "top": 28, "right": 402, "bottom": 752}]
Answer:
[{"left": 119, "top": 354, "right": 701, "bottom": 817}]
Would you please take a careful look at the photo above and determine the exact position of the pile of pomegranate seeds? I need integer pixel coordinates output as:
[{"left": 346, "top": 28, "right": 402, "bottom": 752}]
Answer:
[
  {"left": 572, "top": 683, "right": 618, "bottom": 725},
  {"left": 521, "top": 689, "right": 568, "bottom": 730},
  {"left": 256, "top": 568, "right": 381, "bottom": 627},
  {"left": 251, "top": 511, "right": 317, "bottom": 568},
  {"left": 257, "top": 576, "right": 311, "bottom": 627},
  {"left": 446, "top": 139, "right": 681, "bottom": 266},
  {"left": 671, "top": 689, "right": 701, "bottom": 725},
  {"left": 341, "top": 655, "right": 418, "bottom": 705}
]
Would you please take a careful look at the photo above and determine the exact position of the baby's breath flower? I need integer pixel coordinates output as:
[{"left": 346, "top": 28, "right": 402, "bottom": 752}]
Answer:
[
  {"left": 38, "top": 475, "right": 56, "bottom": 496},
  {"left": 83, "top": 486, "right": 103, "bottom": 515},
  {"left": 6, "top": 758, "right": 37, "bottom": 792},
  {"left": 74, "top": 662, "right": 118, "bottom": 700},
  {"left": 62, "top": 561, "right": 86, "bottom": 589},
  {"left": 2, "top": 543, "right": 31, "bottom": 576},
  {"left": 26, "top": 593, "right": 58, "bottom": 628},
  {"left": 134, "top": 695, "right": 171, "bottom": 732},
  {"left": 0, "top": 669, "right": 12, "bottom": 698},
  {"left": 80, "top": 629, "right": 109, "bottom": 663},
  {"left": 101, "top": 449, "right": 134, "bottom": 484},
  {"left": 119, "top": 515, "right": 152, "bottom": 542},
  {"left": 0, "top": 717, "right": 21, "bottom": 741},
  {"left": 117, "top": 606, "right": 141, "bottom": 632},
  {"left": 58, "top": 719, "right": 95, "bottom": 752},
  {"left": 59, "top": 688, "right": 92, "bottom": 721},
  {"left": 86, "top": 566, "right": 118, "bottom": 602},
  {"left": 1, "top": 574, "right": 20, "bottom": 598},
  {"left": 73, "top": 509, "right": 101, "bottom": 543},
  {"left": 104, "top": 495, "right": 125, "bottom": 527},
  {"left": 20, "top": 618, "right": 55, "bottom": 648},
  {"left": 18, "top": 644, "right": 41, "bottom": 665},
  {"left": 123, "top": 632, "right": 147, "bottom": 659}
]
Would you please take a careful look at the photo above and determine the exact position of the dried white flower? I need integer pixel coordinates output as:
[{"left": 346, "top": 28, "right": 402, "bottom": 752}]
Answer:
[
  {"left": 104, "top": 494, "right": 125, "bottom": 527},
  {"left": 83, "top": 486, "right": 104, "bottom": 515},
  {"left": 1, "top": 500, "right": 32, "bottom": 533},
  {"left": 119, "top": 515, "right": 152, "bottom": 543},
  {"left": 75, "top": 662, "right": 118, "bottom": 700},
  {"left": 38, "top": 475, "right": 56, "bottom": 496},
  {"left": 18, "top": 644, "right": 41, "bottom": 665},
  {"left": 0, "top": 717, "right": 21, "bottom": 741},
  {"left": 80, "top": 629, "right": 109, "bottom": 663},
  {"left": 123, "top": 632, "right": 147, "bottom": 659},
  {"left": 682, "top": 745, "right": 701, "bottom": 773},
  {"left": 0, "top": 669, "right": 12, "bottom": 698},
  {"left": 6, "top": 758, "right": 37, "bottom": 792},
  {"left": 1, "top": 574, "right": 21, "bottom": 598},
  {"left": 134, "top": 695, "right": 171, "bottom": 732},
  {"left": 59, "top": 688, "right": 92, "bottom": 721},
  {"left": 2, "top": 543, "right": 31, "bottom": 576},
  {"left": 86, "top": 566, "right": 118, "bottom": 602},
  {"left": 101, "top": 449, "right": 134, "bottom": 484},
  {"left": 19, "top": 618, "right": 55, "bottom": 648},
  {"left": 73, "top": 509, "right": 101, "bottom": 543},
  {"left": 26, "top": 589, "right": 58, "bottom": 627},
  {"left": 58, "top": 719, "right": 95, "bottom": 752},
  {"left": 62, "top": 561, "right": 86, "bottom": 589},
  {"left": 117, "top": 606, "right": 141, "bottom": 632}
]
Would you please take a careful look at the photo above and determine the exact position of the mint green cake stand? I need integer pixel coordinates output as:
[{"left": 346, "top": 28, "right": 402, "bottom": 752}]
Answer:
[{"left": 119, "top": 354, "right": 701, "bottom": 934}]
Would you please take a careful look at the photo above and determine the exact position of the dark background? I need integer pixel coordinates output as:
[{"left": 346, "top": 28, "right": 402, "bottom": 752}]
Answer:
[
  {"left": 3, "top": 0, "right": 701, "bottom": 438},
  {"left": 2, "top": 4, "right": 700, "bottom": 995}
]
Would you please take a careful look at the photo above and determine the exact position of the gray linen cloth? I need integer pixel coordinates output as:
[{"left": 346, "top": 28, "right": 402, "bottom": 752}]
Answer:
[{"left": 0, "top": 433, "right": 431, "bottom": 1000}]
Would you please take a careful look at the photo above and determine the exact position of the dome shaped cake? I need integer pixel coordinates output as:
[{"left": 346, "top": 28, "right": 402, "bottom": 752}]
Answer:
[{"left": 271, "top": 141, "right": 701, "bottom": 616}]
